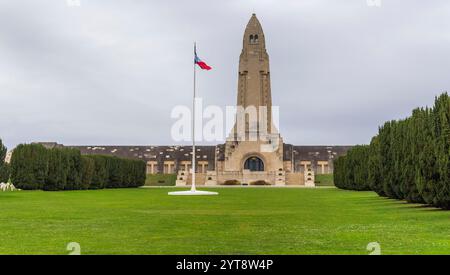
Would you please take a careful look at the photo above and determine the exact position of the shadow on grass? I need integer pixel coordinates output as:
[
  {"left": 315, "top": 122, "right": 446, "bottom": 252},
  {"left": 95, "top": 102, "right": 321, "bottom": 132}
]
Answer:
[
  {"left": 335, "top": 187, "right": 450, "bottom": 212},
  {"left": 357, "top": 196, "right": 448, "bottom": 212}
]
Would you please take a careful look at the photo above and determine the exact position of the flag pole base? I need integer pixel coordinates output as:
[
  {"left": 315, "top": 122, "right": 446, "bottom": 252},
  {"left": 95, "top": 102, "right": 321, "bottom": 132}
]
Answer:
[{"left": 168, "top": 190, "right": 219, "bottom": 196}]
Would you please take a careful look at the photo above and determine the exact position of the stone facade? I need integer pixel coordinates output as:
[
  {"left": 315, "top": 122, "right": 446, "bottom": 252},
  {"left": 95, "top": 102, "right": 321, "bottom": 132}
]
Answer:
[
  {"left": 30, "top": 14, "right": 353, "bottom": 186},
  {"left": 32, "top": 142, "right": 351, "bottom": 186},
  {"left": 4, "top": 151, "right": 13, "bottom": 164}
]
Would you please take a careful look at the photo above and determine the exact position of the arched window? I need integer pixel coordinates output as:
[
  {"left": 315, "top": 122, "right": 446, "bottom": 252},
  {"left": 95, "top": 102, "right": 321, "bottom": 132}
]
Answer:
[
  {"left": 254, "top": 34, "right": 258, "bottom": 43},
  {"left": 244, "top": 156, "right": 264, "bottom": 171},
  {"left": 249, "top": 35, "right": 254, "bottom": 43}
]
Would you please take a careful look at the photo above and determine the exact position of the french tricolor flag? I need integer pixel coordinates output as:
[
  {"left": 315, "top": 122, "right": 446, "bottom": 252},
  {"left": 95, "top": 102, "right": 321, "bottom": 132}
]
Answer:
[{"left": 194, "top": 46, "right": 212, "bottom": 70}]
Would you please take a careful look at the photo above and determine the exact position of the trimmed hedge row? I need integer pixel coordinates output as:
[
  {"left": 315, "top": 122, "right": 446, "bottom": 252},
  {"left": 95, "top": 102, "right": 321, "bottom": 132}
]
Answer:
[
  {"left": 334, "top": 93, "right": 450, "bottom": 209},
  {"left": 0, "top": 139, "right": 9, "bottom": 182},
  {"left": 334, "top": 145, "right": 371, "bottom": 191},
  {"left": 10, "top": 144, "right": 146, "bottom": 191}
]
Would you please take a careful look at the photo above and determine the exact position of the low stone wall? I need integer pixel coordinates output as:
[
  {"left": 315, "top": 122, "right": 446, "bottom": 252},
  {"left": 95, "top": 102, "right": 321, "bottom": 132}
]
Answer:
[
  {"left": 178, "top": 173, "right": 206, "bottom": 186},
  {"left": 176, "top": 171, "right": 307, "bottom": 186},
  {"left": 216, "top": 171, "right": 272, "bottom": 185},
  {"left": 286, "top": 172, "right": 304, "bottom": 185}
]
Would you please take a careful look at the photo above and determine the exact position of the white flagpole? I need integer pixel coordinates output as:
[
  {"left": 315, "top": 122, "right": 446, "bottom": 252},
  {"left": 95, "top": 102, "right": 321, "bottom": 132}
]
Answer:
[
  {"left": 167, "top": 42, "right": 217, "bottom": 196},
  {"left": 191, "top": 42, "right": 197, "bottom": 192}
]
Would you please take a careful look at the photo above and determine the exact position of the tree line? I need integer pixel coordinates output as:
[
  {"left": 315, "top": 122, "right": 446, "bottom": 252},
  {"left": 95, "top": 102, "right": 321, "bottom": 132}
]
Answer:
[
  {"left": 9, "top": 144, "right": 146, "bottom": 191},
  {"left": 334, "top": 93, "right": 450, "bottom": 209}
]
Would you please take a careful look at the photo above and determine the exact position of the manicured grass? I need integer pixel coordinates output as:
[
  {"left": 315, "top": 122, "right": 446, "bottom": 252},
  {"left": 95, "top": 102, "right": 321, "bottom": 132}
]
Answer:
[
  {"left": 0, "top": 188, "right": 449, "bottom": 254},
  {"left": 315, "top": 174, "right": 334, "bottom": 186},
  {"left": 145, "top": 174, "right": 176, "bottom": 186}
]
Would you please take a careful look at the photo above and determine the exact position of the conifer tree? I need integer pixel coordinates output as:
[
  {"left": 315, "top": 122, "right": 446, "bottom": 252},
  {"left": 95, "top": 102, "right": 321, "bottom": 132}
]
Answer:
[
  {"left": 65, "top": 148, "right": 82, "bottom": 190},
  {"left": 431, "top": 93, "right": 450, "bottom": 208},
  {"left": 44, "top": 148, "right": 68, "bottom": 191},
  {"left": 334, "top": 92, "right": 449, "bottom": 209},
  {"left": 368, "top": 136, "right": 384, "bottom": 196}
]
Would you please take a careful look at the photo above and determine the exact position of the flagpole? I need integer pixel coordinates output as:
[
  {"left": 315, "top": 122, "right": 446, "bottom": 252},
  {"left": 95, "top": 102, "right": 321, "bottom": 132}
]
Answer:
[
  {"left": 167, "top": 42, "right": 217, "bottom": 196},
  {"left": 191, "top": 42, "right": 197, "bottom": 192}
]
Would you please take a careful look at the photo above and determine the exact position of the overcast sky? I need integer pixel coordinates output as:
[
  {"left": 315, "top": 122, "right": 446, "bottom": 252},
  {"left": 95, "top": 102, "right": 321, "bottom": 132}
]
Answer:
[{"left": 1, "top": 0, "right": 449, "bottom": 150}]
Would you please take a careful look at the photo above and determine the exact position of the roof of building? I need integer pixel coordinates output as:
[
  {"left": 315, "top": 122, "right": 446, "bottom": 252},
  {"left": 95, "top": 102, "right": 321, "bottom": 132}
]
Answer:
[
  {"left": 33, "top": 142, "right": 352, "bottom": 163},
  {"left": 285, "top": 144, "right": 353, "bottom": 162},
  {"left": 68, "top": 145, "right": 217, "bottom": 162}
]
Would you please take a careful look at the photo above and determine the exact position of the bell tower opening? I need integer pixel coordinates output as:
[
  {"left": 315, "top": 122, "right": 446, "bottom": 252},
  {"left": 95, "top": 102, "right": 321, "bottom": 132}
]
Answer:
[{"left": 244, "top": 156, "right": 265, "bottom": 171}]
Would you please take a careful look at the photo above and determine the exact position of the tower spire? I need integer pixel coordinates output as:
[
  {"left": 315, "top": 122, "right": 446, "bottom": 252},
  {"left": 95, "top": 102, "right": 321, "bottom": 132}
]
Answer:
[{"left": 242, "top": 13, "right": 266, "bottom": 51}]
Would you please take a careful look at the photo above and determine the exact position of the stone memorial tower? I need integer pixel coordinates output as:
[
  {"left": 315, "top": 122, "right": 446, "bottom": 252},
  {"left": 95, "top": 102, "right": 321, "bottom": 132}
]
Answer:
[{"left": 222, "top": 14, "right": 285, "bottom": 184}]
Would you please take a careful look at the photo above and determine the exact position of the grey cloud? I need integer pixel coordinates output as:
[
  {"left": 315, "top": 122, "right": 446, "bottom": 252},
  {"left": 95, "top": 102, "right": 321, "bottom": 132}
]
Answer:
[{"left": 1, "top": 0, "right": 449, "bottom": 149}]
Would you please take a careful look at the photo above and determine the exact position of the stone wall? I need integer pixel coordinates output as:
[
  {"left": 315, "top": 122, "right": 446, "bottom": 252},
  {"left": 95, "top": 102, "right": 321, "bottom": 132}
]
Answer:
[{"left": 286, "top": 172, "right": 304, "bottom": 185}]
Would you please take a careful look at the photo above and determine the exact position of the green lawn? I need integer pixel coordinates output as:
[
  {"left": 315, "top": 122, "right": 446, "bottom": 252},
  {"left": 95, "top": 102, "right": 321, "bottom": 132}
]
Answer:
[
  {"left": 0, "top": 187, "right": 449, "bottom": 254},
  {"left": 315, "top": 174, "right": 334, "bottom": 186},
  {"left": 145, "top": 174, "right": 176, "bottom": 186}
]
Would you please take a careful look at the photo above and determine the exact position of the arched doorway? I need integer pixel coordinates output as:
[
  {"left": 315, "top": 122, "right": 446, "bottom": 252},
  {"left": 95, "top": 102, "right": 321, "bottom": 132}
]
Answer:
[{"left": 244, "top": 156, "right": 264, "bottom": 171}]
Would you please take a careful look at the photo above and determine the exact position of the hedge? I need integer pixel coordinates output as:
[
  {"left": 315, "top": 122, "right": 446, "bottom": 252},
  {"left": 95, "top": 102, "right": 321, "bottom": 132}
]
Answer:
[
  {"left": 334, "top": 145, "right": 371, "bottom": 191},
  {"left": 10, "top": 144, "right": 146, "bottom": 191},
  {"left": 10, "top": 144, "right": 49, "bottom": 190},
  {"left": 334, "top": 93, "right": 450, "bottom": 209},
  {"left": 45, "top": 148, "right": 69, "bottom": 191}
]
